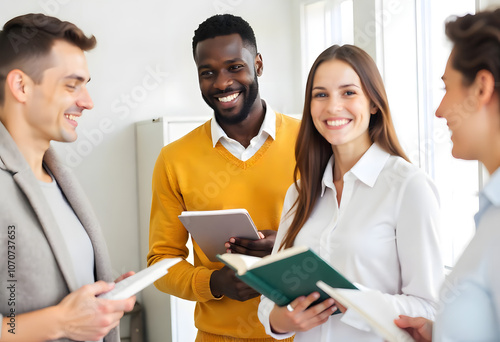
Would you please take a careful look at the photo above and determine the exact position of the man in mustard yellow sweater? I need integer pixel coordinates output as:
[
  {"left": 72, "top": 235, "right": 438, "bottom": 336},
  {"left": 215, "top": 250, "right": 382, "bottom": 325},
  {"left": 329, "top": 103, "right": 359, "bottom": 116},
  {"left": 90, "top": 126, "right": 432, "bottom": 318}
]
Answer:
[{"left": 147, "top": 14, "right": 300, "bottom": 342}]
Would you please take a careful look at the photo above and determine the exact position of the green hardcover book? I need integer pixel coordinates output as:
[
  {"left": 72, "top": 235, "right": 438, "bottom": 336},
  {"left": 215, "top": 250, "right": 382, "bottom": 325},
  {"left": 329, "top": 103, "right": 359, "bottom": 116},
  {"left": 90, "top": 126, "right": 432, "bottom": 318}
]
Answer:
[{"left": 216, "top": 245, "right": 357, "bottom": 307}]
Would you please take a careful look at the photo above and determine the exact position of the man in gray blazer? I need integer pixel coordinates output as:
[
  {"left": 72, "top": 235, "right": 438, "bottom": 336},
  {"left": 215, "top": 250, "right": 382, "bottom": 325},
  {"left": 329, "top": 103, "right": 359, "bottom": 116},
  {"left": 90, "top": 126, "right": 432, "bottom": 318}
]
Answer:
[{"left": 0, "top": 14, "right": 135, "bottom": 341}]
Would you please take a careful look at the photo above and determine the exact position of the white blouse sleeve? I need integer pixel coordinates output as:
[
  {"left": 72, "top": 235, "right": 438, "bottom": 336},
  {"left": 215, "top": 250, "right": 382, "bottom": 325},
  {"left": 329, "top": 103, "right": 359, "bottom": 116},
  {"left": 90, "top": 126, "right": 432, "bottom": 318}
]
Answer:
[
  {"left": 342, "top": 170, "right": 444, "bottom": 329},
  {"left": 258, "top": 184, "right": 298, "bottom": 339},
  {"left": 390, "top": 170, "right": 443, "bottom": 316}
]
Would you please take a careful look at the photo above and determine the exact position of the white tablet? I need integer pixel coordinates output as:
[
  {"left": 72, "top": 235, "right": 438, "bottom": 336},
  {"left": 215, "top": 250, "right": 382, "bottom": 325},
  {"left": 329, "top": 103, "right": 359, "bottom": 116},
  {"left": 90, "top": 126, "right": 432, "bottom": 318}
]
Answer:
[{"left": 178, "top": 209, "right": 261, "bottom": 262}]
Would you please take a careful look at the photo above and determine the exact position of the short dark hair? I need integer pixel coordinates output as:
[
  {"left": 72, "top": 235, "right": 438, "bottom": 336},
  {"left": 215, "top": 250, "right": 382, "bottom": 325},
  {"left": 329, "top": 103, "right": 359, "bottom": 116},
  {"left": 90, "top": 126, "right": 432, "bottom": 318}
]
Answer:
[
  {"left": 0, "top": 13, "right": 96, "bottom": 106},
  {"left": 445, "top": 9, "right": 500, "bottom": 88},
  {"left": 192, "top": 14, "right": 257, "bottom": 57}
]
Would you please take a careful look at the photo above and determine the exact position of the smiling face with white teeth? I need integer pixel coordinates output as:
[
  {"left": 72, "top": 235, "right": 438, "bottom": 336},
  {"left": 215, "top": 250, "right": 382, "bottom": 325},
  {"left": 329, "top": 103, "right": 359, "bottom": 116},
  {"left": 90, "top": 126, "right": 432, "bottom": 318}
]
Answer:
[
  {"left": 310, "top": 59, "right": 377, "bottom": 153},
  {"left": 195, "top": 34, "right": 262, "bottom": 126},
  {"left": 23, "top": 40, "right": 93, "bottom": 144}
]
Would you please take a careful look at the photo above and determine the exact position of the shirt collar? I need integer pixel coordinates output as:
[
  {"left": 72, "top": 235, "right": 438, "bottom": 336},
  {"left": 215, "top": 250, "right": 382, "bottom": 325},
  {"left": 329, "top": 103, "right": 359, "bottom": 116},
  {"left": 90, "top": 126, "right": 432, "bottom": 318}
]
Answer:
[
  {"left": 321, "top": 143, "right": 390, "bottom": 196},
  {"left": 210, "top": 101, "right": 276, "bottom": 147},
  {"left": 475, "top": 167, "right": 500, "bottom": 226},
  {"left": 482, "top": 167, "right": 500, "bottom": 206}
]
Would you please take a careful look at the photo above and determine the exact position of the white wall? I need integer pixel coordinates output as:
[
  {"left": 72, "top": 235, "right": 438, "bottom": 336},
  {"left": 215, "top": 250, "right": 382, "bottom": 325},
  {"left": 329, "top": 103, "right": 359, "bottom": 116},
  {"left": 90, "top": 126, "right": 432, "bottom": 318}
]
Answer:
[{"left": 0, "top": 0, "right": 301, "bottom": 277}]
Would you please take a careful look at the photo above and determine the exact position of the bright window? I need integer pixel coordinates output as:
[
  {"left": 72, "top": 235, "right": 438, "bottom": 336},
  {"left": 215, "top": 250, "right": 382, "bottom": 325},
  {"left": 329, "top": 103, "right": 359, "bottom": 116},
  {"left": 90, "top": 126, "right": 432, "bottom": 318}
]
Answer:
[
  {"left": 300, "top": 0, "right": 354, "bottom": 86},
  {"left": 418, "top": 0, "right": 478, "bottom": 266}
]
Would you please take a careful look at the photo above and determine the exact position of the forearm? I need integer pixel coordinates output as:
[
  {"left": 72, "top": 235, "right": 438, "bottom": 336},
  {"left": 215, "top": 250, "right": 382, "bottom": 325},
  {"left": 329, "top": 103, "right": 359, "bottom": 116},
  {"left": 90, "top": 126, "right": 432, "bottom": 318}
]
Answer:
[
  {"left": 1, "top": 306, "right": 62, "bottom": 342},
  {"left": 149, "top": 229, "right": 215, "bottom": 300},
  {"left": 258, "top": 296, "right": 294, "bottom": 339},
  {"left": 151, "top": 257, "right": 218, "bottom": 302},
  {"left": 149, "top": 152, "right": 209, "bottom": 300}
]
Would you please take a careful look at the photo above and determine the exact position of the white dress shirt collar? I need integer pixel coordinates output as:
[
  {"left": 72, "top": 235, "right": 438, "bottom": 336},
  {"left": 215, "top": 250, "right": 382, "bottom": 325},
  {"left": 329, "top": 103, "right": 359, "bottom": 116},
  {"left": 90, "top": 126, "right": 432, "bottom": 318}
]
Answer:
[
  {"left": 321, "top": 143, "right": 391, "bottom": 196},
  {"left": 210, "top": 101, "right": 276, "bottom": 148}
]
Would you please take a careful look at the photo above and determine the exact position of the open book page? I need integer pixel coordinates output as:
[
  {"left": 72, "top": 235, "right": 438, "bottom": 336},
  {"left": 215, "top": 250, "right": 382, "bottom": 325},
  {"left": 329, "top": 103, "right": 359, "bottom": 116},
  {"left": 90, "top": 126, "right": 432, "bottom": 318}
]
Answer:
[
  {"left": 216, "top": 254, "right": 261, "bottom": 275},
  {"left": 217, "top": 245, "right": 310, "bottom": 274},
  {"left": 249, "top": 245, "right": 310, "bottom": 269},
  {"left": 317, "top": 281, "right": 415, "bottom": 342}
]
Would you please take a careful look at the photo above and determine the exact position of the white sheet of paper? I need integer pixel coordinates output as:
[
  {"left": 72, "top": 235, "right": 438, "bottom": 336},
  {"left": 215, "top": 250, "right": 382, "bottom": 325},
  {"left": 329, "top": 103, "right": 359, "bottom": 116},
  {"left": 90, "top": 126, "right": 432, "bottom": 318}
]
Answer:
[{"left": 317, "top": 281, "right": 415, "bottom": 342}]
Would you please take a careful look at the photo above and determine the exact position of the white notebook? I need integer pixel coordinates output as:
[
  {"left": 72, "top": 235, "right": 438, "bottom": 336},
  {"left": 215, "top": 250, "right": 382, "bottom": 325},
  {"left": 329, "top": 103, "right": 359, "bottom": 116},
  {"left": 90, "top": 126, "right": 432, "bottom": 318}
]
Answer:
[
  {"left": 178, "top": 209, "right": 261, "bottom": 262},
  {"left": 316, "top": 281, "right": 415, "bottom": 342},
  {"left": 98, "top": 258, "right": 182, "bottom": 300}
]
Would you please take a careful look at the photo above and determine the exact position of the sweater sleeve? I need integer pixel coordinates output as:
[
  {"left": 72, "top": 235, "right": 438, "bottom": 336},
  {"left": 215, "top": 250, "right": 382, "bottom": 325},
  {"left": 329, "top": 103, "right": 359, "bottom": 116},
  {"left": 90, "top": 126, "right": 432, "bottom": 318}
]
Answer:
[{"left": 147, "top": 150, "right": 218, "bottom": 302}]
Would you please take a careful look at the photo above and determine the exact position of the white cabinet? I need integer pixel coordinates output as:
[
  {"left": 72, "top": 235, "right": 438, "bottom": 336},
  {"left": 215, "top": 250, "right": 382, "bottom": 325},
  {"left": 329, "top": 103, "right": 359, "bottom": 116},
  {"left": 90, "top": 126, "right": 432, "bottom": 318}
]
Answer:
[{"left": 135, "top": 117, "right": 209, "bottom": 342}]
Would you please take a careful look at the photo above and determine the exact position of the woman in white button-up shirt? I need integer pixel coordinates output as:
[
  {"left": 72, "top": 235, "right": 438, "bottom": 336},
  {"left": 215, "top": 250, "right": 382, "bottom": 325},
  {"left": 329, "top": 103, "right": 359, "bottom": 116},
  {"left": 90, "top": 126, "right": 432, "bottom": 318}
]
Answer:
[
  {"left": 257, "top": 44, "right": 445, "bottom": 341},
  {"left": 395, "top": 9, "right": 500, "bottom": 341}
]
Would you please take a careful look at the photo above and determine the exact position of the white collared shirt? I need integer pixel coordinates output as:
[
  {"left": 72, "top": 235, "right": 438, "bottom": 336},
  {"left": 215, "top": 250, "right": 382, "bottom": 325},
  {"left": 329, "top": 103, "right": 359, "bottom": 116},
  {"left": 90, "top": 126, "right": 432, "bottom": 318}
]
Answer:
[
  {"left": 434, "top": 167, "right": 500, "bottom": 341},
  {"left": 211, "top": 102, "right": 276, "bottom": 161},
  {"left": 258, "top": 143, "right": 444, "bottom": 342}
]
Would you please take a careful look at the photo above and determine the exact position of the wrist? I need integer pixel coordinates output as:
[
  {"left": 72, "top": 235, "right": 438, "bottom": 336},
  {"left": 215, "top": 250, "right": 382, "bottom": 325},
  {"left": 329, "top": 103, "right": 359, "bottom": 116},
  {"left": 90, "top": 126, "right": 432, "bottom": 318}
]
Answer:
[
  {"left": 48, "top": 304, "right": 67, "bottom": 340},
  {"left": 209, "top": 270, "right": 223, "bottom": 298},
  {"left": 270, "top": 324, "right": 288, "bottom": 334},
  {"left": 0, "top": 305, "right": 70, "bottom": 341},
  {"left": 269, "top": 307, "right": 289, "bottom": 334}
]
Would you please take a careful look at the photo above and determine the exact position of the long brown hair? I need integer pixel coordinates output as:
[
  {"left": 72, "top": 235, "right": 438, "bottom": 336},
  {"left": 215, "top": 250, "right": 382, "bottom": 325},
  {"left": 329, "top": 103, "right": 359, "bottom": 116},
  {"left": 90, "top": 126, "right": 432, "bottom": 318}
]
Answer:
[{"left": 280, "top": 44, "right": 409, "bottom": 250}]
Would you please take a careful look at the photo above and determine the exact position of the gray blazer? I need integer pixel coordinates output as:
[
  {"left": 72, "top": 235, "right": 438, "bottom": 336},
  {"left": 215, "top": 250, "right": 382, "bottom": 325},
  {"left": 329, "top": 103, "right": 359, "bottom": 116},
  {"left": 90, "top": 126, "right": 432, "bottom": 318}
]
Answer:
[{"left": 0, "top": 121, "right": 119, "bottom": 342}]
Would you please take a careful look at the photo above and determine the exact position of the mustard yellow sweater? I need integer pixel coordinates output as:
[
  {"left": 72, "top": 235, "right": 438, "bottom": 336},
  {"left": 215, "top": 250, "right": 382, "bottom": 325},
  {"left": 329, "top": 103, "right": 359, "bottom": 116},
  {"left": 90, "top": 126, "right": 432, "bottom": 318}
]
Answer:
[{"left": 148, "top": 113, "right": 299, "bottom": 341}]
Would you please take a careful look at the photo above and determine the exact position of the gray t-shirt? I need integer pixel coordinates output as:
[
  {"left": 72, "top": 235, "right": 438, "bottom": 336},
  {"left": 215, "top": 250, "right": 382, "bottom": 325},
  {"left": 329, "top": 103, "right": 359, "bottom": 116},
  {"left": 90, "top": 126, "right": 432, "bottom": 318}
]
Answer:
[{"left": 38, "top": 170, "right": 95, "bottom": 289}]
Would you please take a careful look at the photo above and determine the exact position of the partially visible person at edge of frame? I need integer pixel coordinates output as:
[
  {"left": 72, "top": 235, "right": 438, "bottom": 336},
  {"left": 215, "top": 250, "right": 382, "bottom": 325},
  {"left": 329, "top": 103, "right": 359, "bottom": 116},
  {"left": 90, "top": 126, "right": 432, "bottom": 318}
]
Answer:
[
  {"left": 396, "top": 8, "right": 500, "bottom": 342},
  {"left": 0, "top": 13, "right": 135, "bottom": 342}
]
